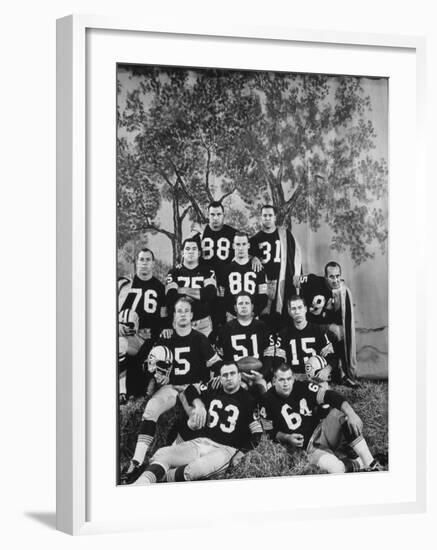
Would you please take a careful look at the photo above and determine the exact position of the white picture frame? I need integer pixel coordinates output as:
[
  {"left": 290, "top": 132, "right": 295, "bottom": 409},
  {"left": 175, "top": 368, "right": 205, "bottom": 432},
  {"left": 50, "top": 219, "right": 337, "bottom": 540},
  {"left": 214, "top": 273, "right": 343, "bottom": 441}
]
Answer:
[{"left": 56, "top": 14, "right": 427, "bottom": 535}]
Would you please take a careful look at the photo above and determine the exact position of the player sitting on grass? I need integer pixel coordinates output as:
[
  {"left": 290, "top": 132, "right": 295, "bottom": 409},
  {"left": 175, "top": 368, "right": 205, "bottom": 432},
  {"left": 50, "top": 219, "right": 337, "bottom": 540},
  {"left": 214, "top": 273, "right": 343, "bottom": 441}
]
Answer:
[
  {"left": 133, "top": 362, "right": 263, "bottom": 484},
  {"left": 261, "top": 363, "right": 383, "bottom": 473}
]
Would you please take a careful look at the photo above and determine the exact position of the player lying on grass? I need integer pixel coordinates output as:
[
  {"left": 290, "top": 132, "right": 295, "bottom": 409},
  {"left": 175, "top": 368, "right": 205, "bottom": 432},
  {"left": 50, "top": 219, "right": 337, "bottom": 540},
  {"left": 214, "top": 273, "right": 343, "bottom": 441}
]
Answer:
[
  {"left": 133, "top": 362, "right": 263, "bottom": 484},
  {"left": 260, "top": 363, "right": 383, "bottom": 473}
]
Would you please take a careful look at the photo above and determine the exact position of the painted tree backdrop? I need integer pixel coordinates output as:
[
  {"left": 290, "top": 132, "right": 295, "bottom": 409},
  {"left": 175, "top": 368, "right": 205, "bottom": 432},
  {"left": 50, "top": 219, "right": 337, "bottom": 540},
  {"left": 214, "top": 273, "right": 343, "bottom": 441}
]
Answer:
[{"left": 117, "top": 65, "right": 388, "bottom": 377}]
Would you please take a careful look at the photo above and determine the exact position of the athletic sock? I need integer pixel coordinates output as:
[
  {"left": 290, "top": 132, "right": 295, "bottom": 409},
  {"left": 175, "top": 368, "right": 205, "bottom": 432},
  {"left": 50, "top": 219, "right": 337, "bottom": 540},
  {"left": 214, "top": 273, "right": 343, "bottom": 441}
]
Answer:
[
  {"left": 132, "top": 419, "right": 156, "bottom": 464},
  {"left": 351, "top": 439, "right": 374, "bottom": 468}
]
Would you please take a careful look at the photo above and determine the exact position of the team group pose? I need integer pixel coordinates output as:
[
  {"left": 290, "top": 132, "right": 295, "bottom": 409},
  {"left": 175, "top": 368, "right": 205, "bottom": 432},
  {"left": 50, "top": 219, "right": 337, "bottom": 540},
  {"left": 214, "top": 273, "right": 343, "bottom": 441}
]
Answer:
[{"left": 118, "top": 201, "right": 382, "bottom": 485}]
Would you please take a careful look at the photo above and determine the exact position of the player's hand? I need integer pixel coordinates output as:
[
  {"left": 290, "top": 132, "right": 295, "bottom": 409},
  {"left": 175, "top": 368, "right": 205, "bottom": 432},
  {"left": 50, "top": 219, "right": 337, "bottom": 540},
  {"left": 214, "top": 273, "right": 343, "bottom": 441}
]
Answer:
[
  {"left": 320, "top": 342, "right": 334, "bottom": 357},
  {"left": 160, "top": 328, "right": 173, "bottom": 339},
  {"left": 293, "top": 274, "right": 301, "bottom": 289},
  {"left": 287, "top": 434, "right": 304, "bottom": 448},
  {"left": 210, "top": 376, "right": 222, "bottom": 390},
  {"left": 251, "top": 256, "right": 263, "bottom": 273},
  {"left": 345, "top": 411, "right": 363, "bottom": 438},
  {"left": 190, "top": 403, "right": 207, "bottom": 429}
]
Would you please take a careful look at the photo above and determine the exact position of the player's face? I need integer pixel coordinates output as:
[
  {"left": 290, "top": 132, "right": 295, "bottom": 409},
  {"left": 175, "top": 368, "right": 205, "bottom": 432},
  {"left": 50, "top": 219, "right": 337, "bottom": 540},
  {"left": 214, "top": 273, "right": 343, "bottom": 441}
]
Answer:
[
  {"left": 261, "top": 208, "right": 276, "bottom": 231},
  {"left": 208, "top": 206, "right": 224, "bottom": 231},
  {"left": 220, "top": 364, "right": 241, "bottom": 393},
  {"left": 136, "top": 251, "right": 154, "bottom": 279},
  {"left": 288, "top": 299, "right": 307, "bottom": 324},
  {"left": 174, "top": 302, "right": 193, "bottom": 328},
  {"left": 274, "top": 369, "right": 294, "bottom": 397},
  {"left": 235, "top": 296, "right": 253, "bottom": 318},
  {"left": 183, "top": 242, "right": 200, "bottom": 264},
  {"left": 233, "top": 236, "right": 249, "bottom": 260},
  {"left": 325, "top": 266, "right": 341, "bottom": 290}
]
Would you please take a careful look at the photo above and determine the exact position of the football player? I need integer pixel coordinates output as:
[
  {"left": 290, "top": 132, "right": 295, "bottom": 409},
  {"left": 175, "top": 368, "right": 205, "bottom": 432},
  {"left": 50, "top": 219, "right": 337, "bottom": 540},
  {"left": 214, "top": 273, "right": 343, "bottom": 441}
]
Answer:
[
  {"left": 218, "top": 232, "right": 268, "bottom": 320},
  {"left": 199, "top": 201, "right": 237, "bottom": 273},
  {"left": 122, "top": 296, "right": 222, "bottom": 483},
  {"left": 217, "top": 292, "right": 271, "bottom": 384},
  {"left": 261, "top": 363, "right": 382, "bottom": 473},
  {"left": 166, "top": 238, "right": 217, "bottom": 337},
  {"left": 250, "top": 205, "right": 302, "bottom": 328},
  {"left": 299, "top": 261, "right": 359, "bottom": 387},
  {"left": 118, "top": 248, "right": 167, "bottom": 398},
  {"left": 264, "top": 295, "right": 335, "bottom": 381},
  {"left": 134, "top": 362, "right": 263, "bottom": 484}
]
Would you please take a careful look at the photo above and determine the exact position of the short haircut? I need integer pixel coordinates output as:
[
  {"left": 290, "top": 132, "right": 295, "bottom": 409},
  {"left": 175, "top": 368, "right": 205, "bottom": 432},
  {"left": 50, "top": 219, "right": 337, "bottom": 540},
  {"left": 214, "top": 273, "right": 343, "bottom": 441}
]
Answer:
[
  {"left": 287, "top": 294, "right": 306, "bottom": 307},
  {"left": 272, "top": 363, "right": 293, "bottom": 377},
  {"left": 136, "top": 247, "right": 155, "bottom": 261},
  {"left": 174, "top": 296, "right": 193, "bottom": 311},
  {"left": 235, "top": 291, "right": 254, "bottom": 305},
  {"left": 220, "top": 361, "right": 240, "bottom": 374},
  {"left": 261, "top": 204, "right": 277, "bottom": 214},
  {"left": 182, "top": 237, "right": 200, "bottom": 251},
  {"left": 324, "top": 261, "right": 342, "bottom": 277},
  {"left": 208, "top": 201, "right": 224, "bottom": 212},
  {"left": 233, "top": 231, "right": 249, "bottom": 242}
]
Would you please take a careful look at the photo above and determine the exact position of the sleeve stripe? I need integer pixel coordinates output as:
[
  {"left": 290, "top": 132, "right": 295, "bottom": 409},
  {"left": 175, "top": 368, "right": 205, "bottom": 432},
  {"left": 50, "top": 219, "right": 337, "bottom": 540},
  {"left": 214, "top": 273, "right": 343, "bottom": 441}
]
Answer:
[
  {"left": 165, "top": 282, "right": 179, "bottom": 293},
  {"left": 258, "top": 284, "right": 268, "bottom": 294},
  {"left": 316, "top": 387, "right": 326, "bottom": 405},
  {"left": 203, "top": 277, "right": 217, "bottom": 287},
  {"left": 206, "top": 353, "right": 221, "bottom": 368},
  {"left": 249, "top": 420, "right": 263, "bottom": 433}
]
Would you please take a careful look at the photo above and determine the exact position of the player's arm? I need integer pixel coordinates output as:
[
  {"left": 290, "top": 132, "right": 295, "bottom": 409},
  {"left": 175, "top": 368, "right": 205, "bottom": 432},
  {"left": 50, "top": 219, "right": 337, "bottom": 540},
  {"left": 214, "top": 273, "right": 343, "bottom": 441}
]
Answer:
[
  {"left": 199, "top": 269, "right": 217, "bottom": 304},
  {"left": 247, "top": 397, "right": 263, "bottom": 448},
  {"left": 177, "top": 286, "right": 201, "bottom": 300},
  {"left": 263, "top": 333, "right": 286, "bottom": 376},
  {"left": 254, "top": 271, "right": 268, "bottom": 315},
  {"left": 317, "top": 386, "right": 363, "bottom": 437},
  {"left": 165, "top": 269, "right": 179, "bottom": 307},
  {"left": 276, "top": 431, "right": 305, "bottom": 448}
]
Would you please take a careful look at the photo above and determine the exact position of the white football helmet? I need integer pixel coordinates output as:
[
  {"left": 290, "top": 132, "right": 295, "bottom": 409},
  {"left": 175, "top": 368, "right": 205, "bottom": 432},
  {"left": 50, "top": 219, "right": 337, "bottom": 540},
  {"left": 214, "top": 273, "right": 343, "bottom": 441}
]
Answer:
[
  {"left": 147, "top": 345, "right": 173, "bottom": 386},
  {"left": 304, "top": 355, "right": 331, "bottom": 382}
]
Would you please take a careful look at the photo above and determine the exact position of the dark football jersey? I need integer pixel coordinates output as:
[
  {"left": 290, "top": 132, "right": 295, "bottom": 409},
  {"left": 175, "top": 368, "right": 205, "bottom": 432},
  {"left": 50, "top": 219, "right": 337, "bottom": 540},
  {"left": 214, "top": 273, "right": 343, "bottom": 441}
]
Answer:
[
  {"left": 249, "top": 229, "right": 282, "bottom": 280},
  {"left": 201, "top": 224, "right": 236, "bottom": 273},
  {"left": 220, "top": 318, "right": 270, "bottom": 362},
  {"left": 219, "top": 259, "right": 267, "bottom": 316},
  {"left": 118, "top": 276, "right": 167, "bottom": 331},
  {"left": 272, "top": 322, "right": 332, "bottom": 374},
  {"left": 262, "top": 381, "right": 325, "bottom": 447},
  {"left": 299, "top": 274, "right": 341, "bottom": 325},
  {"left": 197, "top": 385, "right": 262, "bottom": 449},
  {"left": 160, "top": 329, "right": 220, "bottom": 385},
  {"left": 165, "top": 264, "right": 217, "bottom": 321}
]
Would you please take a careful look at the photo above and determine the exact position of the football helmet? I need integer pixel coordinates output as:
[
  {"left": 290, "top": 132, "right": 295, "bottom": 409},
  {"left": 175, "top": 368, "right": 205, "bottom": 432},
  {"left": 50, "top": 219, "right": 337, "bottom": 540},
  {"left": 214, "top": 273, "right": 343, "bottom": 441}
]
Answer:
[
  {"left": 304, "top": 354, "right": 331, "bottom": 382},
  {"left": 147, "top": 345, "right": 173, "bottom": 386}
]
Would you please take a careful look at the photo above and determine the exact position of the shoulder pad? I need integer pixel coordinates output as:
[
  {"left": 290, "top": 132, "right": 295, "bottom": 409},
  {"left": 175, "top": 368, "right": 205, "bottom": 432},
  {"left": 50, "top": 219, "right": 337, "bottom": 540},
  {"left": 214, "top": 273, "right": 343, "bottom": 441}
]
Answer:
[{"left": 118, "top": 277, "right": 131, "bottom": 291}]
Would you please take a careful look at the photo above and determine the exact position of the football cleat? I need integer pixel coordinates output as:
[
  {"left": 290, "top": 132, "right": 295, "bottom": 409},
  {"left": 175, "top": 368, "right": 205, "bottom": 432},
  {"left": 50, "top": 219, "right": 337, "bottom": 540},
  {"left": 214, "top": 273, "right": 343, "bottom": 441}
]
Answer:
[
  {"left": 146, "top": 345, "right": 173, "bottom": 386},
  {"left": 121, "top": 459, "right": 146, "bottom": 485},
  {"left": 365, "top": 459, "right": 384, "bottom": 472}
]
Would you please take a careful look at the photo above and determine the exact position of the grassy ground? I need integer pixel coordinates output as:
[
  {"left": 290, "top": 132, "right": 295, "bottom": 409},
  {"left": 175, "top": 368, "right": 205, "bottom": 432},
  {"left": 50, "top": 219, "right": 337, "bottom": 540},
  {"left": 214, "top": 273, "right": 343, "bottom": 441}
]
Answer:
[{"left": 119, "top": 380, "right": 388, "bottom": 480}]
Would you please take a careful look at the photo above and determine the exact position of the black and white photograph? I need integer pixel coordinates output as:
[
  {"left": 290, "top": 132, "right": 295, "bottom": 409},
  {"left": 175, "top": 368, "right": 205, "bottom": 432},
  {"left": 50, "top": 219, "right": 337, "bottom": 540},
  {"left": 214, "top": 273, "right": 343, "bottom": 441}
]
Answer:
[{"left": 116, "top": 64, "right": 388, "bottom": 486}]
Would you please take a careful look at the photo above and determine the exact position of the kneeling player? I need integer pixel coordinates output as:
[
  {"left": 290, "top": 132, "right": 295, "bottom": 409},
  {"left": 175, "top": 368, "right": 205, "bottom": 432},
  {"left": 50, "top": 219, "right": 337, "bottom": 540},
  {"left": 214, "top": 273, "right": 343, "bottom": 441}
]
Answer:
[
  {"left": 261, "top": 363, "right": 382, "bottom": 473},
  {"left": 134, "top": 362, "right": 263, "bottom": 484}
]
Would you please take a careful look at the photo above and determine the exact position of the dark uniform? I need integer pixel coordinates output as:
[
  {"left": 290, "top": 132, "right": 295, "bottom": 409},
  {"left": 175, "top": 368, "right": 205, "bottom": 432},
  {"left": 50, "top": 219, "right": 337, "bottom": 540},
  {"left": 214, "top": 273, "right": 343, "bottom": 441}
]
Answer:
[
  {"left": 165, "top": 264, "right": 217, "bottom": 336},
  {"left": 201, "top": 224, "right": 237, "bottom": 273},
  {"left": 299, "top": 274, "right": 340, "bottom": 325},
  {"left": 219, "top": 318, "right": 270, "bottom": 363},
  {"left": 118, "top": 275, "right": 167, "bottom": 396},
  {"left": 249, "top": 229, "right": 282, "bottom": 281},
  {"left": 265, "top": 322, "right": 333, "bottom": 377},
  {"left": 218, "top": 259, "right": 268, "bottom": 318}
]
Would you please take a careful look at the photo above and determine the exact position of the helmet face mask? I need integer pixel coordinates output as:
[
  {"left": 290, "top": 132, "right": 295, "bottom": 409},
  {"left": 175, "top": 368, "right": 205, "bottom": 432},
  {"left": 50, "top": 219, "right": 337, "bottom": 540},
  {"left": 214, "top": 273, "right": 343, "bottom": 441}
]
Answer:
[{"left": 147, "top": 346, "right": 173, "bottom": 386}]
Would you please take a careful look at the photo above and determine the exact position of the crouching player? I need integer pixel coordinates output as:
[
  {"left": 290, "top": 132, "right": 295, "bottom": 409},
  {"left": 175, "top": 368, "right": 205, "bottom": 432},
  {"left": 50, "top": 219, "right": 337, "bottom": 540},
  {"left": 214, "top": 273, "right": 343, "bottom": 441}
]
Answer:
[
  {"left": 261, "top": 363, "right": 382, "bottom": 473},
  {"left": 134, "top": 362, "right": 263, "bottom": 484}
]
